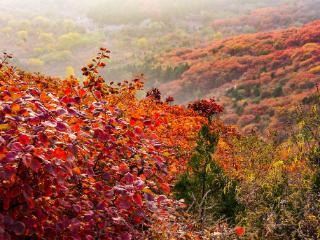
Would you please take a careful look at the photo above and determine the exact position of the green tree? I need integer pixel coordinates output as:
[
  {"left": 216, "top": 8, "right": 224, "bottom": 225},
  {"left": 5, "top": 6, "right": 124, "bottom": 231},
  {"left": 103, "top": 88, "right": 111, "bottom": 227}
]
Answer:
[
  {"left": 17, "top": 30, "right": 28, "bottom": 42},
  {"left": 213, "top": 31, "right": 223, "bottom": 40},
  {"left": 272, "top": 84, "right": 283, "bottom": 97},
  {"left": 174, "top": 108, "right": 241, "bottom": 225},
  {"left": 136, "top": 37, "right": 149, "bottom": 49},
  {"left": 38, "top": 32, "right": 54, "bottom": 44}
]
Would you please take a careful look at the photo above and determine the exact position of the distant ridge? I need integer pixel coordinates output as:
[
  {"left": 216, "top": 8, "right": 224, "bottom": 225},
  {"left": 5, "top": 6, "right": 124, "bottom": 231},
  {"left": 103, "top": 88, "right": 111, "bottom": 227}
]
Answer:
[{"left": 158, "top": 20, "right": 320, "bottom": 133}]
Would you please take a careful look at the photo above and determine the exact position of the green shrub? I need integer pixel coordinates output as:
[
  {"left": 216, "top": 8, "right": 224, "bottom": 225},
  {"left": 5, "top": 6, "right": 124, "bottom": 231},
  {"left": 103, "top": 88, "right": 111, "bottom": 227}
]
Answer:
[
  {"left": 272, "top": 84, "right": 283, "bottom": 97},
  {"left": 174, "top": 124, "right": 242, "bottom": 225}
]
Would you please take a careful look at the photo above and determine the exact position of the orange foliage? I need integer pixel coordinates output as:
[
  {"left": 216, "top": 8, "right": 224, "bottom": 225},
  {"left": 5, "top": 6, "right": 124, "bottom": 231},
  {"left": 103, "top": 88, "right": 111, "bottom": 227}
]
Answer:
[{"left": 0, "top": 50, "right": 236, "bottom": 239}]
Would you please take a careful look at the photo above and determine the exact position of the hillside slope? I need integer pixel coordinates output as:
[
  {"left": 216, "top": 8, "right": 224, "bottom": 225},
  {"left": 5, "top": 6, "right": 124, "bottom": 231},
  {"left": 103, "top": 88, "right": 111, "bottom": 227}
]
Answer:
[
  {"left": 212, "top": 0, "right": 320, "bottom": 36},
  {"left": 158, "top": 20, "right": 320, "bottom": 134}
]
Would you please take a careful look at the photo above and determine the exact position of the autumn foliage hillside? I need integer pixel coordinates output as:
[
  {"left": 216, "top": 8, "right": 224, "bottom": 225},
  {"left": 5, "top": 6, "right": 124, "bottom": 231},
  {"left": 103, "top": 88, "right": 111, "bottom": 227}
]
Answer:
[
  {"left": 0, "top": 49, "right": 320, "bottom": 239},
  {"left": 0, "top": 50, "right": 237, "bottom": 239},
  {"left": 158, "top": 20, "right": 320, "bottom": 134},
  {"left": 212, "top": 0, "right": 320, "bottom": 36}
]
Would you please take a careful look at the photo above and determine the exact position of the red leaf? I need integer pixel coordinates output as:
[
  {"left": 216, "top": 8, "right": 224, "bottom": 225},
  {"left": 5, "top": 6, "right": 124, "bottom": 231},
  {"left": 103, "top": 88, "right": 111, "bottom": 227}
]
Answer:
[
  {"left": 133, "top": 216, "right": 143, "bottom": 224},
  {"left": 154, "top": 119, "right": 162, "bottom": 127},
  {"left": 53, "top": 147, "right": 67, "bottom": 160},
  {"left": 19, "top": 134, "right": 31, "bottom": 145},
  {"left": 3, "top": 197, "right": 10, "bottom": 210},
  {"left": 8, "top": 186, "right": 21, "bottom": 198},
  {"left": 119, "top": 163, "right": 129, "bottom": 174},
  {"left": 94, "top": 91, "right": 102, "bottom": 100},
  {"left": 159, "top": 183, "right": 170, "bottom": 194},
  {"left": 143, "top": 120, "right": 152, "bottom": 126},
  {"left": 38, "top": 132, "right": 49, "bottom": 145},
  {"left": 134, "top": 127, "right": 143, "bottom": 135},
  {"left": 93, "top": 129, "right": 108, "bottom": 141},
  {"left": 120, "top": 233, "right": 132, "bottom": 240},
  {"left": 11, "top": 142, "right": 23, "bottom": 152},
  {"left": 153, "top": 113, "right": 160, "bottom": 119},
  {"left": 73, "top": 204, "right": 82, "bottom": 213},
  {"left": 28, "top": 88, "right": 40, "bottom": 96},
  {"left": 56, "top": 122, "right": 69, "bottom": 132},
  {"left": 235, "top": 226, "right": 245, "bottom": 237},
  {"left": 123, "top": 173, "right": 134, "bottom": 184},
  {"left": 130, "top": 118, "right": 136, "bottom": 126},
  {"left": 64, "top": 87, "right": 72, "bottom": 96},
  {"left": 72, "top": 123, "right": 81, "bottom": 133},
  {"left": 98, "top": 62, "right": 106, "bottom": 67},
  {"left": 6, "top": 151, "right": 18, "bottom": 162},
  {"left": 115, "top": 196, "right": 131, "bottom": 210},
  {"left": 79, "top": 89, "right": 87, "bottom": 98},
  {"left": 133, "top": 193, "right": 143, "bottom": 207},
  {"left": 30, "top": 158, "right": 41, "bottom": 172},
  {"left": 61, "top": 96, "right": 76, "bottom": 104}
]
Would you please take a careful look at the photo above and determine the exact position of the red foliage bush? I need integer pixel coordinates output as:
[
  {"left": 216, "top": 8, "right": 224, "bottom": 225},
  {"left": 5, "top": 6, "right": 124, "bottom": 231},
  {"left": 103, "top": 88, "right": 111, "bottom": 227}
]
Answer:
[
  {"left": 188, "top": 98, "right": 223, "bottom": 119},
  {"left": 146, "top": 88, "right": 161, "bottom": 102},
  {"left": 0, "top": 51, "right": 214, "bottom": 239}
]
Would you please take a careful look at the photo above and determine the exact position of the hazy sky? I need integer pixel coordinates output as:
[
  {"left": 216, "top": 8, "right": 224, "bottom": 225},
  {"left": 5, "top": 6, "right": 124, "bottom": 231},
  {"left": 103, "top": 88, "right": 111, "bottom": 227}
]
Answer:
[
  {"left": 0, "top": 0, "right": 306, "bottom": 78},
  {"left": 0, "top": 0, "right": 288, "bottom": 17}
]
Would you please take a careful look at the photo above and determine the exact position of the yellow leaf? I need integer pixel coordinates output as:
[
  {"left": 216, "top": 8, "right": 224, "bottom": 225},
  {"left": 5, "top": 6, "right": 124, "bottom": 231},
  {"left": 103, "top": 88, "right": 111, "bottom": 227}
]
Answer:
[
  {"left": 163, "top": 152, "right": 170, "bottom": 157},
  {"left": 206, "top": 163, "right": 211, "bottom": 173},
  {"left": 273, "top": 161, "right": 284, "bottom": 168},
  {"left": 142, "top": 187, "right": 153, "bottom": 195},
  {"left": 0, "top": 124, "right": 10, "bottom": 131}
]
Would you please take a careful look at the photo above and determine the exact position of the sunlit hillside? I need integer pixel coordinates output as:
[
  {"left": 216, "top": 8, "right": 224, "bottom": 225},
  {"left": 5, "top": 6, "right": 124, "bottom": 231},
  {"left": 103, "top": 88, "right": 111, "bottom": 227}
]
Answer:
[{"left": 155, "top": 21, "right": 320, "bottom": 134}]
